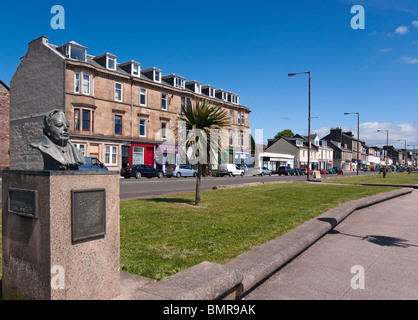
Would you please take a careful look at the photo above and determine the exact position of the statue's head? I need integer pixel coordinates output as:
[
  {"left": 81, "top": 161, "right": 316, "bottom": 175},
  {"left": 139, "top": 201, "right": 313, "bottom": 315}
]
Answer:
[{"left": 43, "top": 109, "right": 70, "bottom": 147}]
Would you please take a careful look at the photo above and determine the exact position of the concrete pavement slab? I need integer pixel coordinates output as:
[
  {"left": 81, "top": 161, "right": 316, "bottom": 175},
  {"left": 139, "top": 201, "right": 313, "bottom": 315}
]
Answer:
[{"left": 244, "top": 189, "right": 418, "bottom": 300}]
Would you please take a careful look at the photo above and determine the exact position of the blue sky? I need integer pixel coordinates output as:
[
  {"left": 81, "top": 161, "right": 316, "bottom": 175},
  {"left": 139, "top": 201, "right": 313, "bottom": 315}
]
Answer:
[{"left": 1, "top": 0, "right": 417, "bottom": 149}]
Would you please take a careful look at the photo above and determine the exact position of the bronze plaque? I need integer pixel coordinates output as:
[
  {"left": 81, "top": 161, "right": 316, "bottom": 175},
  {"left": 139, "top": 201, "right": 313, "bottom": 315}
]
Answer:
[
  {"left": 71, "top": 189, "right": 106, "bottom": 243},
  {"left": 8, "top": 188, "right": 37, "bottom": 218}
]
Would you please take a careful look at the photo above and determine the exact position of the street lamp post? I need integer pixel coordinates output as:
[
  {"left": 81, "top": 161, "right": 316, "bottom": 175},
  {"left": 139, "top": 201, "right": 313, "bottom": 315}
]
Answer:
[
  {"left": 377, "top": 129, "right": 389, "bottom": 164},
  {"left": 398, "top": 139, "right": 407, "bottom": 167},
  {"left": 288, "top": 71, "right": 311, "bottom": 181},
  {"left": 344, "top": 112, "right": 360, "bottom": 175}
]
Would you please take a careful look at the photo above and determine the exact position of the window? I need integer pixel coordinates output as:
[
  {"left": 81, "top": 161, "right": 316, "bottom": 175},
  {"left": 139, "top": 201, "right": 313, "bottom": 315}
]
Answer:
[
  {"left": 82, "top": 110, "right": 91, "bottom": 131},
  {"left": 115, "top": 82, "right": 122, "bottom": 101},
  {"left": 154, "top": 70, "right": 161, "bottom": 82},
  {"left": 115, "top": 115, "right": 122, "bottom": 135},
  {"left": 74, "top": 143, "right": 85, "bottom": 155},
  {"left": 174, "top": 77, "right": 184, "bottom": 89},
  {"left": 209, "top": 88, "right": 215, "bottom": 98},
  {"left": 161, "top": 122, "right": 167, "bottom": 139},
  {"left": 161, "top": 94, "right": 167, "bottom": 110},
  {"left": 229, "top": 131, "right": 234, "bottom": 146},
  {"left": 241, "top": 132, "right": 245, "bottom": 147},
  {"left": 132, "top": 64, "right": 140, "bottom": 76},
  {"left": 241, "top": 112, "right": 245, "bottom": 126},
  {"left": 68, "top": 45, "right": 86, "bottom": 61},
  {"left": 107, "top": 57, "right": 116, "bottom": 70},
  {"left": 181, "top": 97, "right": 185, "bottom": 113},
  {"left": 82, "top": 74, "right": 90, "bottom": 95},
  {"left": 133, "top": 146, "right": 144, "bottom": 165},
  {"left": 230, "top": 110, "right": 234, "bottom": 124},
  {"left": 139, "top": 119, "right": 146, "bottom": 137},
  {"left": 237, "top": 111, "right": 241, "bottom": 125},
  {"left": 196, "top": 83, "right": 201, "bottom": 94},
  {"left": 105, "top": 145, "right": 118, "bottom": 165},
  {"left": 74, "top": 109, "right": 80, "bottom": 130},
  {"left": 74, "top": 72, "right": 80, "bottom": 93},
  {"left": 186, "top": 98, "right": 191, "bottom": 108},
  {"left": 140, "top": 88, "right": 147, "bottom": 106},
  {"left": 74, "top": 108, "right": 94, "bottom": 132}
]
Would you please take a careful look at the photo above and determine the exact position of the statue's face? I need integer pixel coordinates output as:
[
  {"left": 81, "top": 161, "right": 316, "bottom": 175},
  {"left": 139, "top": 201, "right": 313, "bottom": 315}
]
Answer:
[{"left": 48, "top": 112, "right": 70, "bottom": 146}]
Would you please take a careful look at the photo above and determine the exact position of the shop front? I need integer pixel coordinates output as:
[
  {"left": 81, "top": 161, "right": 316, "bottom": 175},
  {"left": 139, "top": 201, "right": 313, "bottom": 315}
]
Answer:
[{"left": 130, "top": 142, "right": 155, "bottom": 167}]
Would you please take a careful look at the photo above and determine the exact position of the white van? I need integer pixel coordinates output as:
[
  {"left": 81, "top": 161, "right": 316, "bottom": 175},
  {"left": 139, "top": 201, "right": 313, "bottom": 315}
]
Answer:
[{"left": 218, "top": 163, "right": 244, "bottom": 177}]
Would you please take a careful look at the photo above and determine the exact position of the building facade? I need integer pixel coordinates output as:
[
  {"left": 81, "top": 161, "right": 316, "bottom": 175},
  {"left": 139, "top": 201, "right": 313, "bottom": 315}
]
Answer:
[
  {"left": 9, "top": 36, "right": 251, "bottom": 171},
  {"left": 0, "top": 80, "right": 10, "bottom": 168}
]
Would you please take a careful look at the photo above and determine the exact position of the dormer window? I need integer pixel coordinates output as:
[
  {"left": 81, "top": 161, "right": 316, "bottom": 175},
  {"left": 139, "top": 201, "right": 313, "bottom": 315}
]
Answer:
[
  {"left": 93, "top": 53, "right": 118, "bottom": 71},
  {"left": 228, "top": 92, "right": 239, "bottom": 105},
  {"left": 58, "top": 41, "right": 87, "bottom": 62},
  {"left": 186, "top": 80, "right": 202, "bottom": 94},
  {"left": 174, "top": 77, "right": 185, "bottom": 89},
  {"left": 142, "top": 67, "right": 162, "bottom": 83},
  {"left": 119, "top": 60, "right": 141, "bottom": 77},
  {"left": 202, "top": 85, "right": 215, "bottom": 98},
  {"left": 296, "top": 139, "right": 303, "bottom": 147},
  {"left": 216, "top": 89, "right": 228, "bottom": 101},
  {"left": 163, "top": 74, "right": 185, "bottom": 89}
]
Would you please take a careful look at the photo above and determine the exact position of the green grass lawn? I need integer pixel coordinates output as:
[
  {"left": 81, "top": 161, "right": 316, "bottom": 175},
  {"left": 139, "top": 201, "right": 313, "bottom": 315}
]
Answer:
[
  {"left": 325, "top": 172, "right": 418, "bottom": 185},
  {"left": 0, "top": 182, "right": 397, "bottom": 281},
  {"left": 119, "top": 182, "right": 396, "bottom": 280}
]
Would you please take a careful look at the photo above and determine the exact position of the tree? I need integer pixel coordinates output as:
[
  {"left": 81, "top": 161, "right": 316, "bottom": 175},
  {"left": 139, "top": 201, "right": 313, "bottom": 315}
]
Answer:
[
  {"left": 274, "top": 129, "right": 294, "bottom": 139},
  {"left": 177, "top": 99, "right": 230, "bottom": 206}
]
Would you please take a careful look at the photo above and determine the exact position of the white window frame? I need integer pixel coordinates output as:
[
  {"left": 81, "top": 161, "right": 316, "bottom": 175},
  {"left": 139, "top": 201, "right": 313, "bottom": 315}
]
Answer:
[
  {"left": 161, "top": 94, "right": 167, "bottom": 111},
  {"left": 82, "top": 74, "right": 91, "bottom": 95},
  {"left": 230, "top": 110, "right": 234, "bottom": 124},
  {"left": 209, "top": 88, "right": 215, "bottom": 98},
  {"left": 115, "top": 82, "right": 123, "bottom": 102},
  {"left": 241, "top": 112, "right": 245, "bottom": 126},
  {"left": 195, "top": 83, "right": 201, "bottom": 94},
  {"left": 154, "top": 70, "right": 161, "bottom": 83},
  {"left": 139, "top": 118, "right": 147, "bottom": 137},
  {"left": 74, "top": 72, "right": 80, "bottom": 93},
  {"left": 140, "top": 88, "right": 147, "bottom": 106},
  {"left": 107, "top": 56, "right": 116, "bottom": 70},
  {"left": 105, "top": 145, "right": 118, "bottom": 165},
  {"left": 132, "top": 64, "right": 140, "bottom": 76},
  {"left": 237, "top": 111, "right": 241, "bottom": 125}
]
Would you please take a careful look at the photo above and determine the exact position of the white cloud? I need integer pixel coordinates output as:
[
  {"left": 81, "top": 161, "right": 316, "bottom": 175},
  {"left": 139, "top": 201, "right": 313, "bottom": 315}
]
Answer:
[
  {"left": 401, "top": 56, "right": 418, "bottom": 64},
  {"left": 412, "top": 21, "right": 418, "bottom": 28},
  {"left": 380, "top": 48, "right": 392, "bottom": 52},
  {"left": 395, "top": 25, "right": 410, "bottom": 35},
  {"left": 315, "top": 122, "right": 418, "bottom": 148}
]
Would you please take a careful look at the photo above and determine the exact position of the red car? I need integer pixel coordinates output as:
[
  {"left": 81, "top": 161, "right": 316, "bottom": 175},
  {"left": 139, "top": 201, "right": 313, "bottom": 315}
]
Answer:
[{"left": 320, "top": 169, "right": 329, "bottom": 174}]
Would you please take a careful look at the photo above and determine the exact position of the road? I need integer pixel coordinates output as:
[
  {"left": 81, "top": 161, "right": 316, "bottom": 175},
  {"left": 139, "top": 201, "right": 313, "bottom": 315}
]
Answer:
[
  {"left": 0, "top": 171, "right": 375, "bottom": 206},
  {"left": 119, "top": 171, "right": 372, "bottom": 200}
]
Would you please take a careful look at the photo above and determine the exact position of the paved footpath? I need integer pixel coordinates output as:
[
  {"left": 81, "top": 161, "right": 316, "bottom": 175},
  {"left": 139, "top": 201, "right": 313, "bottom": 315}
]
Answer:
[{"left": 244, "top": 189, "right": 418, "bottom": 300}]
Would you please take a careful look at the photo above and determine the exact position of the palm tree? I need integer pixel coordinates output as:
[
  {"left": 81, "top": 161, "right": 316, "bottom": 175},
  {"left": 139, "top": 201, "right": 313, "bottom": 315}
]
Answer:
[{"left": 177, "top": 99, "right": 230, "bottom": 206}]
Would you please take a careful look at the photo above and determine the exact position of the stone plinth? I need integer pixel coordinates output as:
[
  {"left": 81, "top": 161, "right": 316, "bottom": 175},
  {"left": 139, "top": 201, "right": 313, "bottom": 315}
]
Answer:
[{"left": 1, "top": 170, "right": 120, "bottom": 300}]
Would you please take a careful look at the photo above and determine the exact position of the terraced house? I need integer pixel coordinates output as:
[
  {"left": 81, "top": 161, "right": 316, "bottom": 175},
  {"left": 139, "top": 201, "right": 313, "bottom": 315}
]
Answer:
[{"left": 9, "top": 36, "right": 251, "bottom": 172}]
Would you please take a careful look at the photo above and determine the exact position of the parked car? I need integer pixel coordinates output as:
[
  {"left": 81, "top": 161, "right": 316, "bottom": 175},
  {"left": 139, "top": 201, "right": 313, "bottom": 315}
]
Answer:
[
  {"left": 166, "top": 165, "right": 197, "bottom": 178},
  {"left": 252, "top": 166, "right": 272, "bottom": 176},
  {"left": 78, "top": 157, "right": 108, "bottom": 171},
  {"left": 295, "top": 168, "right": 304, "bottom": 176},
  {"left": 218, "top": 163, "right": 244, "bottom": 176},
  {"left": 320, "top": 169, "right": 329, "bottom": 175},
  {"left": 120, "top": 164, "right": 164, "bottom": 179},
  {"left": 327, "top": 168, "right": 336, "bottom": 174},
  {"left": 277, "top": 166, "right": 296, "bottom": 176}
]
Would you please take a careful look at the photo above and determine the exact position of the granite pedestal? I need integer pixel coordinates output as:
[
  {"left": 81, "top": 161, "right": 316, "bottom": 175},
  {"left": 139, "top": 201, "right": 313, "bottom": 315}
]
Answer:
[{"left": 1, "top": 170, "right": 120, "bottom": 300}]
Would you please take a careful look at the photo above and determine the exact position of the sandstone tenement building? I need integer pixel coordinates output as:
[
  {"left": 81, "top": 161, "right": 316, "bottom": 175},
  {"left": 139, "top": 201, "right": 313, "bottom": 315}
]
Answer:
[{"left": 9, "top": 36, "right": 251, "bottom": 171}]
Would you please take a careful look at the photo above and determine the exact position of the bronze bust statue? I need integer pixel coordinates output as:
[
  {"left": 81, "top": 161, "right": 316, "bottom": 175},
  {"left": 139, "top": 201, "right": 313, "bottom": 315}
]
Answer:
[{"left": 30, "top": 109, "right": 85, "bottom": 170}]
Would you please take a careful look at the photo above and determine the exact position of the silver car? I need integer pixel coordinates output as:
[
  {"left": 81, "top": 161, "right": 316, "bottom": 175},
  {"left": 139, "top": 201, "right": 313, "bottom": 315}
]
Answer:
[{"left": 166, "top": 165, "right": 197, "bottom": 178}]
